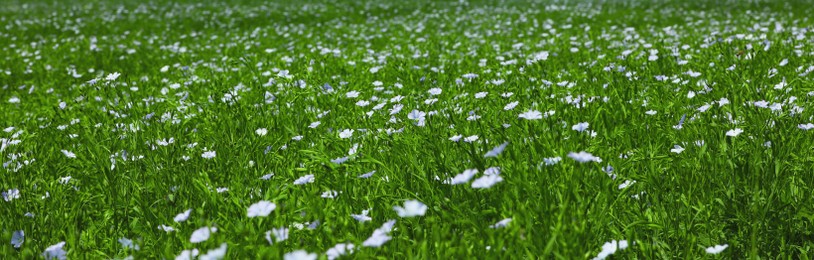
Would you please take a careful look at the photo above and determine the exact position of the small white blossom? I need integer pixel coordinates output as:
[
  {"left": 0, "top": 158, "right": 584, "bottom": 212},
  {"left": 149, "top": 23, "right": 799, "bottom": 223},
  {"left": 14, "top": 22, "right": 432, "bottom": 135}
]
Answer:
[
  {"left": 61, "top": 150, "right": 76, "bottom": 158},
  {"left": 519, "top": 110, "right": 543, "bottom": 120},
  {"left": 201, "top": 150, "right": 216, "bottom": 159},
  {"left": 190, "top": 226, "right": 217, "bottom": 243},
  {"left": 393, "top": 200, "right": 427, "bottom": 218},
  {"left": 256, "top": 128, "right": 268, "bottom": 136},
  {"left": 247, "top": 201, "right": 276, "bottom": 217},
  {"left": 705, "top": 244, "right": 728, "bottom": 254},
  {"left": 725, "top": 128, "right": 743, "bottom": 137},
  {"left": 591, "top": 240, "right": 629, "bottom": 260},
  {"left": 105, "top": 72, "right": 121, "bottom": 81},
  {"left": 293, "top": 174, "right": 315, "bottom": 185},
  {"left": 471, "top": 175, "right": 503, "bottom": 189},
  {"left": 572, "top": 122, "right": 589, "bottom": 132},
  {"left": 339, "top": 129, "right": 354, "bottom": 139},
  {"left": 567, "top": 151, "right": 602, "bottom": 163},
  {"left": 490, "top": 218, "right": 512, "bottom": 228},
  {"left": 284, "top": 250, "right": 317, "bottom": 260}
]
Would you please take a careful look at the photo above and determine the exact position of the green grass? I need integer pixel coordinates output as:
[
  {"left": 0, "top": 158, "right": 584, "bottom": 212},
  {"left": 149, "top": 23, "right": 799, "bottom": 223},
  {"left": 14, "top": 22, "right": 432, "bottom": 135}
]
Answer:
[{"left": 2, "top": 0, "right": 814, "bottom": 259}]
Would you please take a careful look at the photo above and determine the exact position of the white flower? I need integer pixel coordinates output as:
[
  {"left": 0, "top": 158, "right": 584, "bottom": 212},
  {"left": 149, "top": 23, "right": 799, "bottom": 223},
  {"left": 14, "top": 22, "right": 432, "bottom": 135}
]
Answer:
[
  {"left": 446, "top": 169, "right": 478, "bottom": 185},
  {"left": 331, "top": 156, "right": 349, "bottom": 164},
  {"left": 309, "top": 121, "right": 321, "bottom": 128},
  {"left": 2, "top": 189, "right": 20, "bottom": 202},
  {"left": 484, "top": 167, "right": 501, "bottom": 176},
  {"left": 61, "top": 150, "right": 76, "bottom": 158},
  {"left": 42, "top": 241, "right": 67, "bottom": 260},
  {"left": 463, "top": 135, "right": 479, "bottom": 143},
  {"left": 256, "top": 128, "right": 268, "bottom": 136},
  {"left": 705, "top": 244, "right": 728, "bottom": 254},
  {"left": 321, "top": 190, "right": 339, "bottom": 199},
  {"left": 670, "top": 145, "right": 685, "bottom": 154},
  {"left": 269, "top": 227, "right": 289, "bottom": 243},
  {"left": 358, "top": 170, "right": 375, "bottom": 179},
  {"left": 462, "top": 73, "right": 478, "bottom": 79},
  {"left": 346, "top": 91, "right": 360, "bottom": 98},
  {"left": 725, "top": 128, "right": 743, "bottom": 137},
  {"left": 362, "top": 231, "right": 391, "bottom": 248},
  {"left": 543, "top": 157, "right": 562, "bottom": 165},
  {"left": 118, "top": 237, "right": 139, "bottom": 250},
  {"left": 59, "top": 176, "right": 72, "bottom": 184},
  {"left": 190, "top": 226, "right": 217, "bottom": 243},
  {"left": 490, "top": 218, "right": 512, "bottom": 228},
  {"left": 284, "top": 250, "right": 317, "bottom": 260},
  {"left": 294, "top": 174, "right": 315, "bottom": 185},
  {"left": 11, "top": 230, "right": 24, "bottom": 248},
  {"left": 331, "top": 156, "right": 350, "bottom": 164},
  {"left": 356, "top": 100, "right": 370, "bottom": 107},
  {"left": 339, "top": 129, "right": 354, "bottom": 139},
  {"left": 519, "top": 110, "right": 543, "bottom": 120},
  {"left": 351, "top": 209, "right": 372, "bottom": 222},
  {"left": 449, "top": 135, "right": 463, "bottom": 142},
  {"left": 393, "top": 200, "right": 427, "bottom": 218},
  {"left": 105, "top": 72, "right": 121, "bottom": 81},
  {"left": 363, "top": 220, "right": 396, "bottom": 247},
  {"left": 567, "top": 151, "right": 602, "bottom": 163},
  {"left": 389, "top": 104, "right": 404, "bottom": 115},
  {"left": 199, "top": 243, "right": 227, "bottom": 260},
  {"left": 174, "top": 209, "right": 192, "bottom": 222},
  {"left": 201, "top": 150, "right": 216, "bottom": 159},
  {"left": 407, "top": 110, "right": 426, "bottom": 120},
  {"left": 348, "top": 143, "right": 360, "bottom": 155},
  {"left": 572, "top": 122, "right": 589, "bottom": 132},
  {"left": 471, "top": 175, "right": 503, "bottom": 189},
  {"left": 771, "top": 102, "right": 785, "bottom": 111},
  {"left": 591, "top": 240, "right": 629, "bottom": 260},
  {"left": 618, "top": 180, "right": 636, "bottom": 189},
  {"left": 428, "top": 88, "right": 442, "bottom": 95},
  {"left": 645, "top": 110, "right": 657, "bottom": 115},
  {"left": 484, "top": 142, "right": 509, "bottom": 158},
  {"left": 718, "top": 97, "right": 730, "bottom": 106},
  {"left": 798, "top": 123, "right": 814, "bottom": 130},
  {"left": 176, "top": 249, "right": 199, "bottom": 260},
  {"left": 158, "top": 225, "right": 175, "bottom": 232},
  {"left": 247, "top": 201, "right": 276, "bottom": 217},
  {"left": 504, "top": 101, "right": 519, "bottom": 110},
  {"left": 474, "top": 92, "right": 488, "bottom": 98},
  {"left": 326, "top": 243, "right": 355, "bottom": 260},
  {"left": 530, "top": 51, "right": 549, "bottom": 62}
]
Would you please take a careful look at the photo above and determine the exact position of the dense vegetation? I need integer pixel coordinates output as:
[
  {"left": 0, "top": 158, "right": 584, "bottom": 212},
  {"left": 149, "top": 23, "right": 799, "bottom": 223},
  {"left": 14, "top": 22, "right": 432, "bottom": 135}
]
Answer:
[{"left": 2, "top": 0, "right": 814, "bottom": 259}]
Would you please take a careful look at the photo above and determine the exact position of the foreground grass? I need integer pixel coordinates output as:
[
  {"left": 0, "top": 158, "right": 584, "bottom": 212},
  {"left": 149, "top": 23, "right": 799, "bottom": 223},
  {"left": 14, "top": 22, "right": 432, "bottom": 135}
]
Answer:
[{"left": 2, "top": 0, "right": 814, "bottom": 259}]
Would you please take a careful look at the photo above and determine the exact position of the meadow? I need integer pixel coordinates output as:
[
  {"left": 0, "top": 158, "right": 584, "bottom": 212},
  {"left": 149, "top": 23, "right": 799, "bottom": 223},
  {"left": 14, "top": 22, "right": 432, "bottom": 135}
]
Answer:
[{"left": 2, "top": 0, "right": 814, "bottom": 259}]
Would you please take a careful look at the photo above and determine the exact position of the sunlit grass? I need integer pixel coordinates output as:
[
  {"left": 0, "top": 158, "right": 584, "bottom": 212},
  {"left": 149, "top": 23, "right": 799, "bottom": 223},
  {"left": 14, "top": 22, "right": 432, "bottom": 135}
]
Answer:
[{"left": 1, "top": 0, "right": 814, "bottom": 259}]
